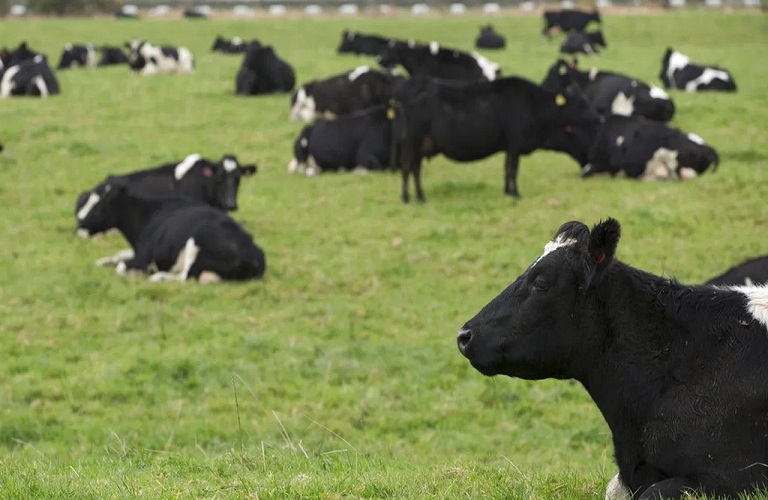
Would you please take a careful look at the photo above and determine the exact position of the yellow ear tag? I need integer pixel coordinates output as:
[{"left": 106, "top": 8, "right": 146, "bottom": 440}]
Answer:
[
  {"left": 555, "top": 93, "right": 566, "bottom": 106},
  {"left": 387, "top": 107, "right": 396, "bottom": 120}
]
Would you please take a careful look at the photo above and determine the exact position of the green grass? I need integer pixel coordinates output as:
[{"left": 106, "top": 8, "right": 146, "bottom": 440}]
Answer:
[{"left": 0, "top": 11, "right": 766, "bottom": 498}]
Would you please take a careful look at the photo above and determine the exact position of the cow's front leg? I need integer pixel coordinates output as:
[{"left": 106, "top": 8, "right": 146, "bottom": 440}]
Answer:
[
  {"left": 413, "top": 157, "right": 425, "bottom": 203},
  {"left": 95, "top": 248, "right": 135, "bottom": 267},
  {"left": 504, "top": 151, "right": 521, "bottom": 198}
]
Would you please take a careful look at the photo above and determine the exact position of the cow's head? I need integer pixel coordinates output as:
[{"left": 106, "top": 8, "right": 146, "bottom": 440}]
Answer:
[
  {"left": 337, "top": 31, "right": 356, "bottom": 53},
  {"left": 376, "top": 43, "right": 406, "bottom": 69},
  {"left": 289, "top": 85, "right": 317, "bottom": 121},
  {"left": 212, "top": 36, "right": 227, "bottom": 51},
  {"left": 457, "top": 218, "right": 621, "bottom": 379},
  {"left": 590, "top": 31, "right": 607, "bottom": 48},
  {"left": 389, "top": 76, "right": 437, "bottom": 144},
  {"left": 629, "top": 84, "right": 675, "bottom": 122},
  {"left": 75, "top": 178, "right": 128, "bottom": 237},
  {"left": 676, "top": 133, "right": 719, "bottom": 176},
  {"left": 538, "top": 84, "right": 600, "bottom": 166},
  {"left": 216, "top": 154, "right": 257, "bottom": 211},
  {"left": 541, "top": 58, "right": 583, "bottom": 93},
  {"left": 125, "top": 39, "right": 148, "bottom": 70},
  {"left": 9, "top": 41, "right": 40, "bottom": 65}
]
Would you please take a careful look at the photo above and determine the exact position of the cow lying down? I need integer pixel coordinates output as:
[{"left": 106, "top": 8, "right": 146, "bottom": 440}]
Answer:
[
  {"left": 458, "top": 217, "right": 768, "bottom": 500},
  {"left": 288, "top": 106, "right": 393, "bottom": 175},
  {"left": 583, "top": 115, "right": 718, "bottom": 180},
  {"left": 77, "top": 179, "right": 266, "bottom": 282},
  {"left": 706, "top": 255, "right": 768, "bottom": 286}
]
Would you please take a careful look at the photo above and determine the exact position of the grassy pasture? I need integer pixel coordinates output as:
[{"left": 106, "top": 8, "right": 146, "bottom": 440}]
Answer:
[{"left": 0, "top": 11, "right": 766, "bottom": 498}]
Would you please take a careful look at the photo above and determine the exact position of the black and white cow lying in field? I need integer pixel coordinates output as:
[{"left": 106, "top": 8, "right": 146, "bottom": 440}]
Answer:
[
  {"left": 57, "top": 43, "right": 97, "bottom": 69},
  {"left": 542, "top": 59, "right": 675, "bottom": 122},
  {"left": 391, "top": 77, "right": 599, "bottom": 202},
  {"left": 98, "top": 46, "right": 130, "bottom": 66},
  {"left": 583, "top": 115, "right": 718, "bottom": 180},
  {"left": 542, "top": 9, "right": 601, "bottom": 38},
  {"left": 560, "top": 31, "right": 606, "bottom": 56},
  {"left": 236, "top": 43, "right": 295, "bottom": 95},
  {"left": 288, "top": 106, "right": 393, "bottom": 175},
  {"left": 211, "top": 35, "right": 249, "bottom": 54},
  {"left": 377, "top": 41, "right": 500, "bottom": 82},
  {"left": 475, "top": 25, "right": 506, "bottom": 50},
  {"left": 0, "top": 41, "right": 42, "bottom": 66},
  {"left": 337, "top": 31, "right": 394, "bottom": 57},
  {"left": 659, "top": 47, "right": 737, "bottom": 92},
  {"left": 289, "top": 66, "right": 401, "bottom": 121},
  {"left": 458, "top": 217, "right": 768, "bottom": 500},
  {"left": 0, "top": 54, "right": 60, "bottom": 98},
  {"left": 77, "top": 180, "right": 266, "bottom": 283},
  {"left": 706, "top": 256, "right": 768, "bottom": 286},
  {"left": 126, "top": 39, "right": 195, "bottom": 75}
]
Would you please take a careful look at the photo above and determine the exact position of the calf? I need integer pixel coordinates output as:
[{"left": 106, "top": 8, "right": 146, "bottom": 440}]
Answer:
[
  {"left": 542, "top": 9, "right": 601, "bottom": 38},
  {"left": 377, "top": 41, "right": 500, "bottom": 82},
  {"left": 0, "top": 54, "right": 60, "bottom": 98},
  {"left": 288, "top": 106, "right": 393, "bottom": 175},
  {"left": 706, "top": 256, "right": 768, "bottom": 286},
  {"left": 57, "top": 43, "right": 97, "bottom": 69},
  {"left": 289, "top": 66, "right": 400, "bottom": 121},
  {"left": 391, "top": 76, "right": 598, "bottom": 202},
  {"left": 126, "top": 39, "right": 194, "bottom": 75},
  {"left": 542, "top": 58, "right": 675, "bottom": 122},
  {"left": 659, "top": 47, "right": 737, "bottom": 92},
  {"left": 583, "top": 115, "right": 718, "bottom": 180},
  {"left": 458, "top": 217, "right": 768, "bottom": 500},
  {"left": 77, "top": 180, "right": 266, "bottom": 282},
  {"left": 475, "top": 25, "right": 506, "bottom": 50},
  {"left": 236, "top": 43, "right": 295, "bottom": 95},
  {"left": 98, "top": 46, "right": 129, "bottom": 66},
  {"left": 560, "top": 31, "right": 606, "bottom": 56},
  {"left": 337, "top": 31, "right": 394, "bottom": 56},
  {"left": 212, "top": 35, "right": 249, "bottom": 54}
]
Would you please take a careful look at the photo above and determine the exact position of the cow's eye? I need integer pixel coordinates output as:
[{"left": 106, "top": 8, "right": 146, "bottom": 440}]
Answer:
[{"left": 532, "top": 275, "right": 550, "bottom": 291}]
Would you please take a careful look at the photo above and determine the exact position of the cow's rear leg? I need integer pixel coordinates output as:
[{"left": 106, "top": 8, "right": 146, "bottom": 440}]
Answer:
[
  {"left": 504, "top": 152, "right": 521, "bottom": 198},
  {"left": 401, "top": 164, "right": 411, "bottom": 203},
  {"left": 413, "top": 161, "right": 425, "bottom": 202},
  {"left": 148, "top": 238, "right": 200, "bottom": 282}
]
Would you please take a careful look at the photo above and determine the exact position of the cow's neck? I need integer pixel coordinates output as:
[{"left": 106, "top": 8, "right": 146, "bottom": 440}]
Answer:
[{"left": 114, "top": 195, "right": 167, "bottom": 248}]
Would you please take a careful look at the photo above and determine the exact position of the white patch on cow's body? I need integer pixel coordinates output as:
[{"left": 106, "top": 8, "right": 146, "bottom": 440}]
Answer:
[
  {"left": 604, "top": 474, "right": 631, "bottom": 500},
  {"left": 0, "top": 65, "right": 21, "bottom": 98},
  {"left": 139, "top": 43, "right": 194, "bottom": 75},
  {"left": 731, "top": 286, "right": 768, "bottom": 329},
  {"left": 174, "top": 153, "right": 203, "bottom": 180},
  {"left": 33, "top": 55, "right": 43, "bottom": 64},
  {"left": 348, "top": 65, "right": 370, "bottom": 81},
  {"left": 148, "top": 238, "right": 200, "bottom": 282},
  {"left": 95, "top": 249, "right": 136, "bottom": 267},
  {"left": 198, "top": 271, "right": 222, "bottom": 284},
  {"left": 232, "top": 36, "right": 243, "bottom": 46},
  {"left": 32, "top": 75, "right": 48, "bottom": 97},
  {"left": 666, "top": 50, "right": 690, "bottom": 89},
  {"left": 471, "top": 52, "right": 500, "bottom": 81},
  {"left": 611, "top": 92, "right": 635, "bottom": 116},
  {"left": 304, "top": 155, "right": 321, "bottom": 176},
  {"left": 684, "top": 68, "right": 731, "bottom": 92},
  {"left": 642, "top": 147, "right": 679, "bottom": 180},
  {"left": 300, "top": 137, "right": 308, "bottom": 148},
  {"left": 532, "top": 234, "right": 578, "bottom": 267},
  {"left": 77, "top": 192, "right": 101, "bottom": 220},
  {"left": 687, "top": 132, "right": 705, "bottom": 145},
  {"left": 65, "top": 42, "right": 73, "bottom": 51},
  {"left": 429, "top": 41, "right": 440, "bottom": 55},
  {"left": 589, "top": 67, "right": 599, "bottom": 81},
  {"left": 615, "top": 135, "right": 624, "bottom": 146},
  {"left": 222, "top": 158, "right": 238, "bottom": 172},
  {"left": 290, "top": 87, "right": 317, "bottom": 122},
  {"left": 649, "top": 86, "right": 669, "bottom": 100},
  {"left": 86, "top": 44, "right": 97, "bottom": 67},
  {"left": 116, "top": 261, "right": 128, "bottom": 275}
]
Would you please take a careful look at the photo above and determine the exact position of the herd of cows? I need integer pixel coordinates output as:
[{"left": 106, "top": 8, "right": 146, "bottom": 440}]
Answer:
[{"left": 3, "top": 11, "right": 768, "bottom": 499}]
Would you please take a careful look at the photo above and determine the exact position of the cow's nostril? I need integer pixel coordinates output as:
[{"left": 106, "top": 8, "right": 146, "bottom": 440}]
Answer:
[{"left": 457, "top": 328, "right": 472, "bottom": 354}]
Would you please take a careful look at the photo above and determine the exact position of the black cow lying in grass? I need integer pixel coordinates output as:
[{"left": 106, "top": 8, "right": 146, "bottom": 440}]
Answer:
[
  {"left": 0, "top": 54, "right": 60, "bottom": 98},
  {"left": 560, "top": 31, "right": 606, "bottom": 56},
  {"left": 211, "top": 35, "right": 249, "bottom": 54},
  {"left": 583, "top": 115, "right": 719, "bottom": 180},
  {"left": 77, "top": 179, "right": 266, "bottom": 283},
  {"left": 391, "top": 76, "right": 598, "bottom": 202},
  {"left": 337, "top": 31, "right": 394, "bottom": 57},
  {"left": 475, "top": 25, "right": 506, "bottom": 50},
  {"left": 236, "top": 43, "right": 295, "bottom": 95},
  {"left": 57, "top": 43, "right": 97, "bottom": 69},
  {"left": 377, "top": 41, "right": 500, "bottom": 82},
  {"left": 98, "top": 45, "right": 129, "bottom": 66},
  {"left": 706, "top": 256, "right": 768, "bottom": 286},
  {"left": 458, "top": 217, "right": 768, "bottom": 500}
]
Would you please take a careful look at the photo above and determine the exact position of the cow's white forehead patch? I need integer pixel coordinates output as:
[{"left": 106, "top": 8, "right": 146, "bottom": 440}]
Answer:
[
  {"left": 687, "top": 132, "right": 705, "bottom": 145},
  {"left": 611, "top": 92, "right": 635, "bottom": 116},
  {"left": 65, "top": 42, "right": 73, "bottom": 50},
  {"left": 429, "top": 41, "right": 440, "bottom": 55},
  {"left": 348, "top": 65, "right": 370, "bottom": 81},
  {"left": 223, "top": 158, "right": 238, "bottom": 172},
  {"left": 77, "top": 192, "right": 101, "bottom": 220},
  {"left": 174, "top": 153, "right": 203, "bottom": 180},
  {"left": 731, "top": 286, "right": 768, "bottom": 329},
  {"left": 649, "top": 86, "right": 669, "bottom": 100},
  {"left": 532, "top": 234, "right": 578, "bottom": 267}
]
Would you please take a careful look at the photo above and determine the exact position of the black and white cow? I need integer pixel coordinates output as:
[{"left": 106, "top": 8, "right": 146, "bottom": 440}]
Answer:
[
  {"left": 98, "top": 46, "right": 130, "bottom": 66},
  {"left": 77, "top": 180, "right": 266, "bottom": 282},
  {"left": 0, "top": 54, "right": 60, "bottom": 98},
  {"left": 542, "top": 9, "right": 601, "bottom": 38},
  {"left": 560, "top": 31, "right": 606, "bottom": 56},
  {"left": 57, "top": 43, "right": 97, "bottom": 69},
  {"left": 337, "top": 31, "right": 394, "bottom": 56},
  {"left": 583, "top": 115, "right": 718, "bottom": 180},
  {"left": 542, "top": 59, "right": 675, "bottom": 122},
  {"left": 475, "top": 25, "right": 506, "bottom": 50},
  {"left": 212, "top": 35, "right": 250, "bottom": 54},
  {"left": 236, "top": 43, "right": 295, "bottom": 95},
  {"left": 391, "top": 77, "right": 599, "bottom": 202},
  {"left": 288, "top": 106, "right": 394, "bottom": 175},
  {"left": 659, "top": 47, "right": 737, "bottom": 92},
  {"left": 126, "top": 39, "right": 194, "bottom": 75},
  {"left": 706, "top": 256, "right": 768, "bottom": 286},
  {"left": 1, "top": 41, "right": 42, "bottom": 66},
  {"left": 377, "top": 41, "right": 500, "bottom": 82},
  {"left": 458, "top": 217, "right": 768, "bottom": 500},
  {"left": 289, "top": 66, "right": 401, "bottom": 121}
]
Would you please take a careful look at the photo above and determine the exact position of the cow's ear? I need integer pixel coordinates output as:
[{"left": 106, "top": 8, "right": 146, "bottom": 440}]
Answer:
[
  {"left": 242, "top": 165, "right": 257, "bottom": 176},
  {"left": 586, "top": 218, "right": 620, "bottom": 281}
]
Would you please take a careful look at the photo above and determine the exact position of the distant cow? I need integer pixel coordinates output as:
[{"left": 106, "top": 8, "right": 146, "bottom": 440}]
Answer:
[
  {"left": 560, "top": 31, "right": 606, "bottom": 56},
  {"left": 391, "top": 77, "right": 598, "bottom": 202},
  {"left": 542, "top": 59, "right": 675, "bottom": 122},
  {"left": 98, "top": 46, "right": 130, "bottom": 66},
  {"left": 659, "top": 47, "right": 737, "bottom": 92},
  {"left": 377, "top": 41, "right": 500, "bottom": 82},
  {"left": 288, "top": 106, "right": 393, "bottom": 175},
  {"left": 458, "top": 217, "right": 768, "bottom": 500},
  {"left": 583, "top": 115, "right": 718, "bottom": 180},
  {"left": 289, "top": 66, "right": 401, "bottom": 121},
  {"left": 0, "top": 54, "right": 60, "bottom": 98},
  {"left": 126, "top": 39, "right": 195, "bottom": 75},
  {"left": 337, "top": 31, "right": 394, "bottom": 56},
  {"left": 542, "top": 9, "right": 601, "bottom": 38},
  {"left": 706, "top": 256, "right": 768, "bottom": 286},
  {"left": 212, "top": 35, "right": 250, "bottom": 54},
  {"left": 77, "top": 180, "right": 266, "bottom": 282},
  {"left": 57, "top": 43, "right": 97, "bottom": 69},
  {"left": 475, "top": 25, "right": 506, "bottom": 50},
  {"left": 236, "top": 43, "right": 295, "bottom": 95},
  {"left": 183, "top": 7, "right": 208, "bottom": 18}
]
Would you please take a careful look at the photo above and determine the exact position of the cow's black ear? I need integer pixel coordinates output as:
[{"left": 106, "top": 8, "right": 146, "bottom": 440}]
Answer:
[
  {"left": 242, "top": 165, "right": 257, "bottom": 175},
  {"left": 588, "top": 218, "right": 620, "bottom": 271}
]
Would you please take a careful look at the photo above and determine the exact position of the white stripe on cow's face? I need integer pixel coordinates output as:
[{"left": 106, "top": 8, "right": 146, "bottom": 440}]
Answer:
[
  {"left": 666, "top": 50, "right": 690, "bottom": 89},
  {"left": 643, "top": 148, "right": 678, "bottom": 181},
  {"left": 532, "top": 234, "right": 578, "bottom": 268},
  {"left": 348, "top": 65, "right": 370, "bottom": 81},
  {"left": 471, "top": 52, "right": 499, "bottom": 81},
  {"left": 290, "top": 88, "right": 317, "bottom": 122},
  {"left": 174, "top": 153, "right": 203, "bottom": 180},
  {"left": 687, "top": 133, "right": 705, "bottom": 145},
  {"left": 684, "top": 68, "right": 731, "bottom": 92},
  {"left": 611, "top": 92, "right": 634, "bottom": 116},
  {"left": 429, "top": 41, "right": 440, "bottom": 55},
  {"left": 649, "top": 86, "right": 669, "bottom": 100},
  {"left": 77, "top": 192, "right": 101, "bottom": 220},
  {"left": 222, "top": 158, "right": 238, "bottom": 172},
  {"left": 731, "top": 286, "right": 768, "bottom": 329}
]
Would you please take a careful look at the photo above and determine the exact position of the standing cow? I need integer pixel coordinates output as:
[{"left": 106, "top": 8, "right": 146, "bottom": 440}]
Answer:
[
  {"left": 126, "top": 39, "right": 195, "bottom": 75},
  {"left": 542, "top": 9, "right": 601, "bottom": 38},
  {"left": 458, "top": 217, "right": 768, "bottom": 500},
  {"left": 659, "top": 47, "right": 736, "bottom": 92}
]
